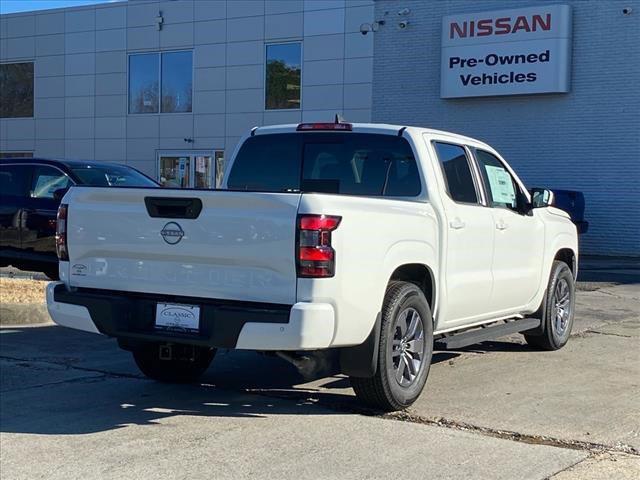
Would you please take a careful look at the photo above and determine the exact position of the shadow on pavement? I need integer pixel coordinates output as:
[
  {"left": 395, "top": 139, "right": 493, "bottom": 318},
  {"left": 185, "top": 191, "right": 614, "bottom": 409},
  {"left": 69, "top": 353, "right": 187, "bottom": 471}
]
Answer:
[{"left": 0, "top": 326, "right": 464, "bottom": 436}]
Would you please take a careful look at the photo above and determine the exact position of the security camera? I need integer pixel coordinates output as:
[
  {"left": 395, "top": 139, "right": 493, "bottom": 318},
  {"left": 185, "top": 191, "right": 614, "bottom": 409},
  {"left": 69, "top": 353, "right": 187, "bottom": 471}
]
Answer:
[
  {"left": 398, "top": 20, "right": 410, "bottom": 29},
  {"left": 622, "top": 7, "right": 632, "bottom": 15},
  {"left": 360, "top": 23, "right": 372, "bottom": 35},
  {"left": 398, "top": 8, "right": 411, "bottom": 16}
]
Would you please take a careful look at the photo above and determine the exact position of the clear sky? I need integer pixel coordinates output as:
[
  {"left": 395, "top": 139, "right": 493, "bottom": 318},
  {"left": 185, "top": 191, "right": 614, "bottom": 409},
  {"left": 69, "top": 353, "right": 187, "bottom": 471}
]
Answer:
[{"left": 1, "top": 0, "right": 117, "bottom": 14}]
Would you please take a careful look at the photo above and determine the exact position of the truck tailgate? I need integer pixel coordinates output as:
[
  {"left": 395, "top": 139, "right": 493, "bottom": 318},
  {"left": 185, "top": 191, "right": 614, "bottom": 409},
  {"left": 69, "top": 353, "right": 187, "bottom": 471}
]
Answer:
[{"left": 64, "top": 187, "right": 301, "bottom": 305}]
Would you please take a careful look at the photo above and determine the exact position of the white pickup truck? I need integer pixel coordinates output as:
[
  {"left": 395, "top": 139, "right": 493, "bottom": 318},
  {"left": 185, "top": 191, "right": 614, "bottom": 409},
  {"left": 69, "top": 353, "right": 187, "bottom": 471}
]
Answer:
[{"left": 47, "top": 121, "right": 578, "bottom": 411}]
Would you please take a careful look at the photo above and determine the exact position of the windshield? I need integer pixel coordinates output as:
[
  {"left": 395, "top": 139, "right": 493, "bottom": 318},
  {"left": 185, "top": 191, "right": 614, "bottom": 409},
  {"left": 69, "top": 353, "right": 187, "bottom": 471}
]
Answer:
[
  {"left": 72, "top": 165, "right": 157, "bottom": 187},
  {"left": 227, "top": 133, "right": 420, "bottom": 197}
]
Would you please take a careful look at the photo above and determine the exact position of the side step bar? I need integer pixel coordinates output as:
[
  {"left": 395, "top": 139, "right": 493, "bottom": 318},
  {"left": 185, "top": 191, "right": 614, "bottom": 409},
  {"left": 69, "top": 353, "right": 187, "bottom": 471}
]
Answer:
[{"left": 435, "top": 318, "right": 541, "bottom": 350}]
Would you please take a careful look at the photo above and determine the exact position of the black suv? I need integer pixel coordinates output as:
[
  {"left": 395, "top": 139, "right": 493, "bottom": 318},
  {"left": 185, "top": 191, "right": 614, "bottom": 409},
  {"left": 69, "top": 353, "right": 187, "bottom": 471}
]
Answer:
[{"left": 0, "top": 158, "right": 158, "bottom": 279}]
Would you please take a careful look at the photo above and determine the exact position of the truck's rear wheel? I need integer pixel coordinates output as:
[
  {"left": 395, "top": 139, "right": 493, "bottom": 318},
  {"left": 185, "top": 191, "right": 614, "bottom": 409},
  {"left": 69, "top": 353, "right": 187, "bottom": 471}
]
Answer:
[
  {"left": 350, "top": 281, "right": 433, "bottom": 411},
  {"left": 524, "top": 260, "right": 575, "bottom": 350},
  {"left": 132, "top": 343, "right": 215, "bottom": 383}
]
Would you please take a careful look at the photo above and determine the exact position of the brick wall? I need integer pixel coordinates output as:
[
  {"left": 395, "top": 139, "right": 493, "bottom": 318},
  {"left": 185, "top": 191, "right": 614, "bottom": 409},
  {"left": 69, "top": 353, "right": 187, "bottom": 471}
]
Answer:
[{"left": 372, "top": 0, "right": 640, "bottom": 256}]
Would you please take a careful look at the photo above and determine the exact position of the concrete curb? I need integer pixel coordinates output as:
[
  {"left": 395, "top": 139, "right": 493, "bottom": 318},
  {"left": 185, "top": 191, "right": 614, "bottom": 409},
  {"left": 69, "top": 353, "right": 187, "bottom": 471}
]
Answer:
[{"left": 0, "top": 303, "right": 53, "bottom": 326}]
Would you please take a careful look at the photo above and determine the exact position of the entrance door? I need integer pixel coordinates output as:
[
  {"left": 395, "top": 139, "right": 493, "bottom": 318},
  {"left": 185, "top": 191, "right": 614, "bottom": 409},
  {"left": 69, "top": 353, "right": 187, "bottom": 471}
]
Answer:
[{"left": 158, "top": 151, "right": 222, "bottom": 189}]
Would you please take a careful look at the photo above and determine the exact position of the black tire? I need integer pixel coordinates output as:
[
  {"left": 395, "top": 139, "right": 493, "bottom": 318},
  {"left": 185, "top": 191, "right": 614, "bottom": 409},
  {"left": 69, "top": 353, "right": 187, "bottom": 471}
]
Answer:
[
  {"left": 133, "top": 343, "right": 216, "bottom": 383},
  {"left": 350, "top": 281, "right": 433, "bottom": 411},
  {"left": 524, "top": 260, "right": 575, "bottom": 351},
  {"left": 43, "top": 267, "right": 60, "bottom": 281}
]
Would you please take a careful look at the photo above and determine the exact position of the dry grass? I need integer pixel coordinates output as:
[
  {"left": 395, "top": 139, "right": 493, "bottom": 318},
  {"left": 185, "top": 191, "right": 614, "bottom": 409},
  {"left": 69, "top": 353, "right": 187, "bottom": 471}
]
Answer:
[{"left": 0, "top": 278, "right": 49, "bottom": 304}]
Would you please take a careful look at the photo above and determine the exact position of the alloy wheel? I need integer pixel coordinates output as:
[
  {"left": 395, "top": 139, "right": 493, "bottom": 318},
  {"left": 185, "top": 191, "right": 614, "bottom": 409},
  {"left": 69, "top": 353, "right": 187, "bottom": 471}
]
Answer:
[
  {"left": 552, "top": 278, "right": 572, "bottom": 337},
  {"left": 390, "top": 307, "right": 425, "bottom": 387}
]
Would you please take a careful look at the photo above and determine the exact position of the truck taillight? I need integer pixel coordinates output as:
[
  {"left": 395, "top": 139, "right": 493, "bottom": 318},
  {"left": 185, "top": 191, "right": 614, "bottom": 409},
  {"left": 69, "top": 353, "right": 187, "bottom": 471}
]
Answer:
[
  {"left": 56, "top": 204, "right": 69, "bottom": 261},
  {"left": 297, "top": 214, "right": 341, "bottom": 278}
]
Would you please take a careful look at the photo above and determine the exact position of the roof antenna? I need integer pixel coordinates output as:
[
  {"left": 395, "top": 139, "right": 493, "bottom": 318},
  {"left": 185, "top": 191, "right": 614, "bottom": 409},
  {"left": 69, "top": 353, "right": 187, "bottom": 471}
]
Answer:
[{"left": 335, "top": 113, "right": 346, "bottom": 124}]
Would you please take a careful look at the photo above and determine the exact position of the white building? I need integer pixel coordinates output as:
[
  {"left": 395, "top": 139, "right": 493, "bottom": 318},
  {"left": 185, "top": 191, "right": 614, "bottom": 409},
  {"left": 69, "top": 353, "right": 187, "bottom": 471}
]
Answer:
[{"left": 0, "top": 0, "right": 374, "bottom": 189}]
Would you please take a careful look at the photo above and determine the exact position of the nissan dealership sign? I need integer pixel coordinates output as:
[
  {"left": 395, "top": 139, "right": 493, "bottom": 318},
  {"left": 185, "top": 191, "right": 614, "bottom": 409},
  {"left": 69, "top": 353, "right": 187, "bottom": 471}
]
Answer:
[{"left": 441, "top": 5, "right": 572, "bottom": 98}]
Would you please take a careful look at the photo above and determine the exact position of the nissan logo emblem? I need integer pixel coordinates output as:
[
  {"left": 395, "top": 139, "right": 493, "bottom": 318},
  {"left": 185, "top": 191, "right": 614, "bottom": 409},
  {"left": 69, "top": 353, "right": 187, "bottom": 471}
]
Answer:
[{"left": 160, "top": 222, "right": 184, "bottom": 245}]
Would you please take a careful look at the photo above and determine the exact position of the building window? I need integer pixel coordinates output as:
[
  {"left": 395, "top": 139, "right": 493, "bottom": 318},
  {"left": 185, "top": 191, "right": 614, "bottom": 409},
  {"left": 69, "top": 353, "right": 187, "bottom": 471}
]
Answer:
[
  {"left": 161, "top": 51, "right": 193, "bottom": 113},
  {"left": 129, "top": 54, "right": 159, "bottom": 114},
  {"left": 265, "top": 43, "right": 301, "bottom": 110},
  {"left": 129, "top": 51, "right": 192, "bottom": 114},
  {"left": 0, "top": 63, "right": 34, "bottom": 118},
  {"left": 0, "top": 151, "right": 33, "bottom": 158}
]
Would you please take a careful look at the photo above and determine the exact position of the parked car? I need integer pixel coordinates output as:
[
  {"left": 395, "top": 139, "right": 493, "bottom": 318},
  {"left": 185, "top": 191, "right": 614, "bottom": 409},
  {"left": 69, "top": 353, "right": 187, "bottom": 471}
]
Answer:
[
  {"left": 0, "top": 158, "right": 158, "bottom": 279},
  {"left": 46, "top": 122, "right": 578, "bottom": 411}
]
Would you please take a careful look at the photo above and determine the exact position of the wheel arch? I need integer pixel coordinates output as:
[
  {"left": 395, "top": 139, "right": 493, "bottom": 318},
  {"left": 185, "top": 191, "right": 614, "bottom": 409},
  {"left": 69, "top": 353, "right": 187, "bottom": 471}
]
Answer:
[
  {"left": 388, "top": 263, "right": 436, "bottom": 311},
  {"left": 381, "top": 240, "right": 438, "bottom": 313},
  {"left": 554, "top": 247, "right": 577, "bottom": 279},
  {"left": 341, "top": 243, "right": 438, "bottom": 379}
]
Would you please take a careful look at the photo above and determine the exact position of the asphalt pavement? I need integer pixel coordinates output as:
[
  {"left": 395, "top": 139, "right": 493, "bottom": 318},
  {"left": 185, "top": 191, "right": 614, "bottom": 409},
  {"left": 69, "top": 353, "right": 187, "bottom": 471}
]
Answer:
[{"left": 0, "top": 260, "right": 638, "bottom": 479}]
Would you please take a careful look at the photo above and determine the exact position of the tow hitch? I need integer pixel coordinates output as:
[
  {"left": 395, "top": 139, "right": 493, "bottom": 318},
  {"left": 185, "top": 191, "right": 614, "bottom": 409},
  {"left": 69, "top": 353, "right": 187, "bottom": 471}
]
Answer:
[{"left": 158, "top": 343, "right": 196, "bottom": 362}]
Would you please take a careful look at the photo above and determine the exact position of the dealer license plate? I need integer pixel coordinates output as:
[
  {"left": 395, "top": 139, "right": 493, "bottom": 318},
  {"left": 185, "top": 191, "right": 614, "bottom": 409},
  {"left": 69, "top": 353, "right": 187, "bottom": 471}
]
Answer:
[{"left": 155, "top": 303, "right": 200, "bottom": 333}]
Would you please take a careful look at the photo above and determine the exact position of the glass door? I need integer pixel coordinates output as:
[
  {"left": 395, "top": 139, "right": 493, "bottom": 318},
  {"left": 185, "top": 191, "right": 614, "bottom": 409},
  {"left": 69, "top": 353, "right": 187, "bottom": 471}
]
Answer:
[
  {"left": 159, "top": 155, "right": 191, "bottom": 188},
  {"left": 158, "top": 151, "right": 222, "bottom": 189},
  {"left": 194, "top": 155, "right": 213, "bottom": 189}
]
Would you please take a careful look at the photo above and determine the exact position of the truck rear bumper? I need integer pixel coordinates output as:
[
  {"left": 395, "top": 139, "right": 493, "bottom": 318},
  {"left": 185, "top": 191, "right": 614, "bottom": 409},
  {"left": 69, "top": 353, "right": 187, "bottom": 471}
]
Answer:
[
  {"left": 47, "top": 283, "right": 102, "bottom": 334},
  {"left": 46, "top": 282, "right": 335, "bottom": 350}
]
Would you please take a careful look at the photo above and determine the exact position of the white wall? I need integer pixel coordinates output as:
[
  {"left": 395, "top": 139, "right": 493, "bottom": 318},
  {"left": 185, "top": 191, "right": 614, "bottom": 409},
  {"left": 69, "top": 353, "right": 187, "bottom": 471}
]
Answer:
[{"left": 0, "top": 0, "right": 375, "bottom": 176}]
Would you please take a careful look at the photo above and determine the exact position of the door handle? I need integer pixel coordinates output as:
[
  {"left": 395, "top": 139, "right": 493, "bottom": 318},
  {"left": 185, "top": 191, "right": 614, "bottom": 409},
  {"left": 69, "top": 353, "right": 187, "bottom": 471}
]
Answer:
[
  {"left": 496, "top": 219, "right": 509, "bottom": 230},
  {"left": 449, "top": 218, "right": 466, "bottom": 230}
]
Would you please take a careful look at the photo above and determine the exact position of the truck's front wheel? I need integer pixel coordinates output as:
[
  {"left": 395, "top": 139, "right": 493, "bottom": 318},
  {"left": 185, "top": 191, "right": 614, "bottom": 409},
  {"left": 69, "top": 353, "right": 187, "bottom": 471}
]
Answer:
[
  {"left": 524, "top": 260, "right": 576, "bottom": 350},
  {"left": 350, "top": 282, "right": 433, "bottom": 411},
  {"left": 132, "top": 343, "right": 215, "bottom": 383}
]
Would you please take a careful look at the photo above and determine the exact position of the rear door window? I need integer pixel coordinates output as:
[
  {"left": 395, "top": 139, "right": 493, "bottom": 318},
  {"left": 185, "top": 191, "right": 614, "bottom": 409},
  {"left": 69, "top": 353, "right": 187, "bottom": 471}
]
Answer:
[
  {"left": 30, "top": 166, "right": 72, "bottom": 199},
  {"left": 433, "top": 142, "right": 479, "bottom": 204},
  {"left": 227, "top": 133, "right": 421, "bottom": 197},
  {"left": 0, "top": 165, "right": 30, "bottom": 197}
]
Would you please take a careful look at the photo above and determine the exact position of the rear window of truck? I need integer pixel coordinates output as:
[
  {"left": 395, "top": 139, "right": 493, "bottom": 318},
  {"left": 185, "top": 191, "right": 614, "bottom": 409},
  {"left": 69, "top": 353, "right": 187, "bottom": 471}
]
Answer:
[{"left": 227, "top": 133, "right": 421, "bottom": 197}]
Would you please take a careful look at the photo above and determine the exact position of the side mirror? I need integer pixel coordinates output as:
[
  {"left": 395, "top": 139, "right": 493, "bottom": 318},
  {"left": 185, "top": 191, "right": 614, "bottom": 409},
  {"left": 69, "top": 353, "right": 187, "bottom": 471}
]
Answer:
[
  {"left": 53, "top": 187, "right": 70, "bottom": 202},
  {"left": 530, "top": 188, "right": 554, "bottom": 208}
]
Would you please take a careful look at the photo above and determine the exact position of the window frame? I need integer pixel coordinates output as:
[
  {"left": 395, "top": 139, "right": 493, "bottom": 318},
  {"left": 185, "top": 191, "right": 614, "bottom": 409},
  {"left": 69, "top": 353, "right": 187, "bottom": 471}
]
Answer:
[
  {"left": 127, "top": 49, "right": 194, "bottom": 116},
  {"left": 0, "top": 61, "right": 35, "bottom": 119},
  {"left": 431, "top": 140, "right": 485, "bottom": 207},
  {"left": 264, "top": 41, "right": 303, "bottom": 112}
]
